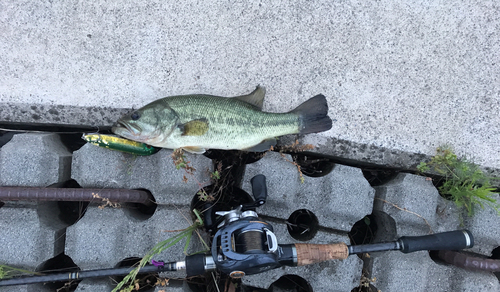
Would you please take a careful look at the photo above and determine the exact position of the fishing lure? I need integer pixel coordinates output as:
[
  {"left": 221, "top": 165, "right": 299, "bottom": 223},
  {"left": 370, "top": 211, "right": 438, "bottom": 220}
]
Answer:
[{"left": 82, "top": 133, "right": 159, "bottom": 156}]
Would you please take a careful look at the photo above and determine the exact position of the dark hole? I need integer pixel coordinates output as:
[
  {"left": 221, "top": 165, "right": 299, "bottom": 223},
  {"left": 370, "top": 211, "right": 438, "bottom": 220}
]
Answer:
[
  {"left": 188, "top": 275, "right": 229, "bottom": 292},
  {"left": 361, "top": 169, "right": 399, "bottom": 186},
  {"left": 0, "top": 130, "right": 17, "bottom": 148},
  {"left": 348, "top": 214, "right": 377, "bottom": 246},
  {"left": 0, "top": 201, "right": 4, "bottom": 209},
  {"left": 56, "top": 180, "right": 89, "bottom": 226},
  {"left": 191, "top": 185, "right": 253, "bottom": 234},
  {"left": 350, "top": 283, "right": 379, "bottom": 292},
  {"left": 286, "top": 209, "right": 319, "bottom": 241},
  {"left": 491, "top": 246, "right": 500, "bottom": 259},
  {"left": 123, "top": 189, "right": 157, "bottom": 220},
  {"left": 60, "top": 179, "right": 82, "bottom": 188},
  {"left": 291, "top": 153, "right": 335, "bottom": 177},
  {"left": 112, "top": 257, "right": 156, "bottom": 292},
  {"left": 203, "top": 149, "right": 266, "bottom": 165},
  {"left": 269, "top": 275, "right": 312, "bottom": 292},
  {"left": 492, "top": 246, "right": 500, "bottom": 281},
  {"left": 36, "top": 253, "right": 80, "bottom": 292},
  {"left": 57, "top": 201, "right": 89, "bottom": 226},
  {"left": 59, "top": 133, "right": 88, "bottom": 153}
]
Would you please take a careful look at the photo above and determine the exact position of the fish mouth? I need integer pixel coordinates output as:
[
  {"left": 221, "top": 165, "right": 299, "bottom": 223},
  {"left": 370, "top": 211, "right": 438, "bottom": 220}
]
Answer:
[{"left": 112, "top": 121, "right": 141, "bottom": 137}]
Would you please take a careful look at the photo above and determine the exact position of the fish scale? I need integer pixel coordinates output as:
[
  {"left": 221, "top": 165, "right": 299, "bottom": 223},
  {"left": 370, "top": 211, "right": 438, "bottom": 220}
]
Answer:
[{"left": 165, "top": 95, "right": 299, "bottom": 150}]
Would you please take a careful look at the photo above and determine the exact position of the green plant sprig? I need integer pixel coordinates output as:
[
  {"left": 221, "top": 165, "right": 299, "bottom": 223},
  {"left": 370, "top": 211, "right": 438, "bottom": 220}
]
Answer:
[
  {"left": 113, "top": 209, "right": 205, "bottom": 292},
  {"left": 0, "top": 265, "right": 41, "bottom": 280},
  {"left": 418, "top": 147, "right": 500, "bottom": 217}
]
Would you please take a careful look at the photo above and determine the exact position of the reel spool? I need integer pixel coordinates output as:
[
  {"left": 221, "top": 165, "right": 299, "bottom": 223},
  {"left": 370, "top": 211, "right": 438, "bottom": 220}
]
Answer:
[
  {"left": 212, "top": 207, "right": 280, "bottom": 278},
  {"left": 235, "top": 230, "right": 265, "bottom": 254}
]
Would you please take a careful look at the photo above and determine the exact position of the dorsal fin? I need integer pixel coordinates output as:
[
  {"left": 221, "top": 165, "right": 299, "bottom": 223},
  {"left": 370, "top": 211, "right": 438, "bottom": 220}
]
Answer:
[{"left": 233, "top": 85, "right": 266, "bottom": 109}]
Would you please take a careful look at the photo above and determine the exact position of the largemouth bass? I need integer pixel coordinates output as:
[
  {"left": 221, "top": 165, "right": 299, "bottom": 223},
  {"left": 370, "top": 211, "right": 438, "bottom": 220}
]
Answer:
[{"left": 112, "top": 86, "right": 332, "bottom": 154}]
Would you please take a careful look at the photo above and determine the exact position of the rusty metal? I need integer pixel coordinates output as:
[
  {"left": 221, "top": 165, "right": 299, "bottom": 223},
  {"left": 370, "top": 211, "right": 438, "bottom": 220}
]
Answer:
[
  {"left": 437, "top": 250, "right": 500, "bottom": 272},
  {"left": 0, "top": 187, "right": 154, "bottom": 206}
]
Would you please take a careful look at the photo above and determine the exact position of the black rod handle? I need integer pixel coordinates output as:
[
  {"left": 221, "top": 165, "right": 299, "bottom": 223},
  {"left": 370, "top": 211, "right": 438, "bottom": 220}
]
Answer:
[
  {"left": 250, "top": 174, "right": 267, "bottom": 207},
  {"left": 0, "top": 265, "right": 164, "bottom": 287},
  {"left": 398, "top": 230, "right": 473, "bottom": 253}
]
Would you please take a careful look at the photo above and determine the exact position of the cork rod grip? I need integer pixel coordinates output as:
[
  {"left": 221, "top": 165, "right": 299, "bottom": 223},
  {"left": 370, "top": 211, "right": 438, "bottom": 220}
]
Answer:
[{"left": 294, "top": 243, "right": 349, "bottom": 266}]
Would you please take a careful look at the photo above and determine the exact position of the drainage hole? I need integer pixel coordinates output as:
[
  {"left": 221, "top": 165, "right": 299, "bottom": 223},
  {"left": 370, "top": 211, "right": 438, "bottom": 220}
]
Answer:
[
  {"left": 361, "top": 169, "right": 399, "bottom": 186},
  {"left": 203, "top": 149, "right": 266, "bottom": 165},
  {"left": 191, "top": 185, "right": 253, "bottom": 234},
  {"left": 350, "top": 283, "right": 379, "bottom": 292},
  {"left": 291, "top": 153, "right": 335, "bottom": 177},
  {"left": 36, "top": 253, "right": 80, "bottom": 292},
  {"left": 269, "top": 275, "right": 313, "bottom": 292},
  {"left": 0, "top": 130, "right": 17, "bottom": 148},
  {"left": 348, "top": 214, "right": 377, "bottom": 245},
  {"left": 57, "top": 201, "right": 89, "bottom": 226},
  {"left": 492, "top": 246, "right": 500, "bottom": 282},
  {"left": 59, "top": 133, "right": 90, "bottom": 153},
  {"left": 112, "top": 257, "right": 156, "bottom": 292},
  {"left": 56, "top": 180, "right": 89, "bottom": 226},
  {"left": 286, "top": 209, "right": 319, "bottom": 241},
  {"left": 122, "top": 189, "right": 157, "bottom": 221}
]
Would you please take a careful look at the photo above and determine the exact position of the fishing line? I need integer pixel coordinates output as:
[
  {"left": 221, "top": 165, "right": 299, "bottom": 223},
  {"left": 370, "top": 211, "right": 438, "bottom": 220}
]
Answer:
[{"left": 0, "top": 127, "right": 111, "bottom": 134}]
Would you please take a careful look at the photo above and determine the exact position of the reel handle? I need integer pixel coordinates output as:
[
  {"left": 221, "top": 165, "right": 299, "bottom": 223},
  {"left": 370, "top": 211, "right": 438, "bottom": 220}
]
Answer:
[
  {"left": 398, "top": 230, "right": 473, "bottom": 253},
  {"left": 293, "top": 243, "right": 349, "bottom": 266},
  {"left": 250, "top": 174, "right": 267, "bottom": 207}
]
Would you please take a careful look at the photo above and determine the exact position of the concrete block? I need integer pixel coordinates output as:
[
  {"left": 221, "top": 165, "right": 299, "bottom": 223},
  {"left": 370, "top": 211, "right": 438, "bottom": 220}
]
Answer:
[
  {"left": 74, "top": 279, "right": 111, "bottom": 292},
  {"left": 0, "top": 285, "right": 29, "bottom": 292},
  {"left": 65, "top": 204, "right": 205, "bottom": 271},
  {"left": 434, "top": 195, "right": 462, "bottom": 233},
  {"left": 371, "top": 251, "right": 499, "bottom": 292},
  {"left": 242, "top": 151, "right": 375, "bottom": 232},
  {"left": 451, "top": 268, "right": 500, "bottom": 292},
  {"left": 0, "top": 133, "right": 71, "bottom": 186},
  {"left": 154, "top": 280, "right": 192, "bottom": 292},
  {"left": 423, "top": 261, "right": 500, "bottom": 292},
  {"left": 370, "top": 250, "right": 432, "bottom": 292},
  {"left": 463, "top": 193, "right": 500, "bottom": 256},
  {"left": 242, "top": 221, "right": 362, "bottom": 292},
  {"left": 65, "top": 203, "right": 208, "bottom": 291},
  {"left": 373, "top": 173, "right": 439, "bottom": 237},
  {"left": 0, "top": 202, "right": 66, "bottom": 270},
  {"left": 423, "top": 262, "right": 454, "bottom": 292},
  {"left": 71, "top": 143, "right": 212, "bottom": 204}
]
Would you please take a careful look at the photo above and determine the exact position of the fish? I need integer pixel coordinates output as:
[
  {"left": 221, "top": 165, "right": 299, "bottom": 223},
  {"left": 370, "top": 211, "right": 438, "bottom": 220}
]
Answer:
[{"left": 112, "top": 86, "right": 332, "bottom": 154}]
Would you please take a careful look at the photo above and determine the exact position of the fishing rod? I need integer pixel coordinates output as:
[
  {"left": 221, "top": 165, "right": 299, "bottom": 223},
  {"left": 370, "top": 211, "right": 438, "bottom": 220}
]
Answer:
[{"left": 0, "top": 175, "right": 474, "bottom": 287}]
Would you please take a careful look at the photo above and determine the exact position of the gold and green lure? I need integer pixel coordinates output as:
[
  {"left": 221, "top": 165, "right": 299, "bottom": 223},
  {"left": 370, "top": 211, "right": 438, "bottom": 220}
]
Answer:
[{"left": 82, "top": 133, "right": 159, "bottom": 156}]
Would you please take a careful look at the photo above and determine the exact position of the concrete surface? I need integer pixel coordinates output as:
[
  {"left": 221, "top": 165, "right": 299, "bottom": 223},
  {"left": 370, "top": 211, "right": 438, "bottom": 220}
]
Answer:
[
  {"left": 1, "top": 0, "right": 499, "bottom": 174},
  {"left": 71, "top": 143, "right": 213, "bottom": 205},
  {"left": 1, "top": 133, "right": 499, "bottom": 291},
  {"left": 242, "top": 151, "right": 375, "bottom": 232},
  {"left": 368, "top": 173, "right": 499, "bottom": 292},
  {"left": 0, "top": 133, "right": 71, "bottom": 186}
]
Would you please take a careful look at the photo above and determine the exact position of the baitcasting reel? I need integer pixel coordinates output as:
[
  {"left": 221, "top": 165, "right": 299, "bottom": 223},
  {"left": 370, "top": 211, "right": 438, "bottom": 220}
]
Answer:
[{"left": 186, "top": 174, "right": 298, "bottom": 278}]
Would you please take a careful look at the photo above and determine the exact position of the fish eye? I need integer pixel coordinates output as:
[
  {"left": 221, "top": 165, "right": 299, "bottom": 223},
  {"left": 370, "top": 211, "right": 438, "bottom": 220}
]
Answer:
[{"left": 131, "top": 112, "right": 140, "bottom": 120}]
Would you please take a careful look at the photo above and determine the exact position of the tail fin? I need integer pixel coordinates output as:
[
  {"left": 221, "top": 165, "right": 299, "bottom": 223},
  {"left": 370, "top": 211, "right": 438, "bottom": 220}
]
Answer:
[{"left": 291, "top": 94, "right": 332, "bottom": 134}]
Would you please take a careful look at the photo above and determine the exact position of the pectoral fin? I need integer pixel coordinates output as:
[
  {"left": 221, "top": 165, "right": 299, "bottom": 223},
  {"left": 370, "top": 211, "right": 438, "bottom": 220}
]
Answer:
[
  {"left": 242, "top": 138, "right": 276, "bottom": 152},
  {"left": 233, "top": 85, "right": 266, "bottom": 109},
  {"left": 182, "top": 146, "right": 207, "bottom": 154},
  {"left": 180, "top": 118, "right": 209, "bottom": 136}
]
